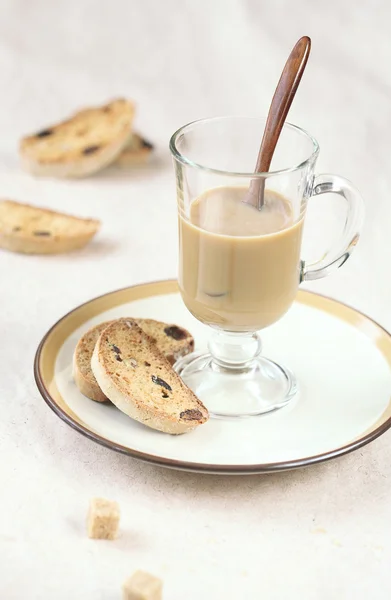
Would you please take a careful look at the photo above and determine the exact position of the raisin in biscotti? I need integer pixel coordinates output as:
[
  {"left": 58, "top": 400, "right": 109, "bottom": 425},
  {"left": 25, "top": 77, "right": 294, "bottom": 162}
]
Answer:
[
  {"left": 73, "top": 319, "right": 194, "bottom": 402},
  {"left": 19, "top": 98, "right": 134, "bottom": 178},
  {"left": 0, "top": 200, "right": 100, "bottom": 254},
  {"left": 91, "top": 319, "right": 208, "bottom": 434}
]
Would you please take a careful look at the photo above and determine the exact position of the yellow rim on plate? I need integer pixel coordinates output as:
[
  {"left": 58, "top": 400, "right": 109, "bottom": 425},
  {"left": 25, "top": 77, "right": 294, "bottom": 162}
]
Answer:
[{"left": 34, "top": 280, "right": 391, "bottom": 474}]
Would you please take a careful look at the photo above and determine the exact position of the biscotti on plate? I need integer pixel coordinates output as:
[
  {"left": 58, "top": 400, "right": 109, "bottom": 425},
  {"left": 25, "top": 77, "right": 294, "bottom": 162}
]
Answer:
[
  {"left": 20, "top": 98, "right": 135, "bottom": 178},
  {"left": 73, "top": 318, "right": 194, "bottom": 402},
  {"left": 0, "top": 200, "right": 100, "bottom": 254},
  {"left": 134, "top": 318, "right": 194, "bottom": 365},
  {"left": 91, "top": 319, "right": 208, "bottom": 434}
]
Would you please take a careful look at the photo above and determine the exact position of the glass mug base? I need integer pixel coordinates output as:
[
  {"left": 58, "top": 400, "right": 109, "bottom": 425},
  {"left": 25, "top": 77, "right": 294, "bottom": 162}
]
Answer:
[{"left": 174, "top": 349, "right": 298, "bottom": 419}]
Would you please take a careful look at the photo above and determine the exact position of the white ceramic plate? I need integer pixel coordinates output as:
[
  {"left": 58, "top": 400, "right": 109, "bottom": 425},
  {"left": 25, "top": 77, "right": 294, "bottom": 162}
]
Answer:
[{"left": 34, "top": 280, "right": 391, "bottom": 474}]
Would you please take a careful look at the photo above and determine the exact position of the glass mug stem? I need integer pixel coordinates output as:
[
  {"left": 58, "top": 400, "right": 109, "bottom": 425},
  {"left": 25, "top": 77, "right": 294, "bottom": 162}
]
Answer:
[
  {"left": 175, "top": 330, "right": 298, "bottom": 417},
  {"left": 208, "top": 330, "right": 262, "bottom": 370}
]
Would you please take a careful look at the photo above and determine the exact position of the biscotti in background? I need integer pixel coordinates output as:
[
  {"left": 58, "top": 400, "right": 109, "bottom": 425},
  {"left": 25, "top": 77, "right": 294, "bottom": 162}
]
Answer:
[
  {"left": 114, "top": 133, "right": 154, "bottom": 166},
  {"left": 19, "top": 98, "right": 154, "bottom": 178},
  {"left": 0, "top": 200, "right": 100, "bottom": 254}
]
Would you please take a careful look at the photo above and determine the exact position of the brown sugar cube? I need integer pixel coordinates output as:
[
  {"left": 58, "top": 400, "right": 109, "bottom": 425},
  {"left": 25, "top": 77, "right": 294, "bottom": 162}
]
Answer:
[
  {"left": 87, "top": 497, "right": 120, "bottom": 540},
  {"left": 122, "top": 570, "right": 163, "bottom": 600}
]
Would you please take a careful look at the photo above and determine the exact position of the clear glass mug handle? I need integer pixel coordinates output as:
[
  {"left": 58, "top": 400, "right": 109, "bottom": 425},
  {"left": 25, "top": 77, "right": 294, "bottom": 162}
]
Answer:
[{"left": 301, "top": 173, "right": 365, "bottom": 281}]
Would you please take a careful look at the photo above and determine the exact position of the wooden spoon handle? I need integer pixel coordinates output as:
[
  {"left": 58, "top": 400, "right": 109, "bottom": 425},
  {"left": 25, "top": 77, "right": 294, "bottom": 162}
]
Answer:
[{"left": 255, "top": 36, "right": 311, "bottom": 174}]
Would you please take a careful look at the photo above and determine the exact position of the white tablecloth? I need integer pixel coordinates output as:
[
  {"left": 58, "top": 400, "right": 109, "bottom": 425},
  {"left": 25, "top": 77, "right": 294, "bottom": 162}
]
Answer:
[{"left": 1, "top": 1, "right": 391, "bottom": 598}]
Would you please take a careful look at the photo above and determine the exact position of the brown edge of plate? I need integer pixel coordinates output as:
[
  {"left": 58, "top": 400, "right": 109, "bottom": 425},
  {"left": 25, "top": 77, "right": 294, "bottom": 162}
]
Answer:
[{"left": 34, "top": 279, "right": 391, "bottom": 475}]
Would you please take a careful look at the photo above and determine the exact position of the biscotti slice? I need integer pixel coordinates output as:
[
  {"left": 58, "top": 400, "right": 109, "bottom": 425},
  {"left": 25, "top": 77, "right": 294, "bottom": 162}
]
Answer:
[
  {"left": 73, "top": 321, "right": 114, "bottom": 402},
  {"left": 114, "top": 133, "right": 154, "bottom": 166},
  {"left": 91, "top": 319, "right": 208, "bottom": 434},
  {"left": 73, "top": 318, "right": 194, "bottom": 402},
  {"left": 0, "top": 200, "right": 100, "bottom": 254},
  {"left": 87, "top": 497, "right": 120, "bottom": 540},
  {"left": 136, "top": 319, "right": 194, "bottom": 365},
  {"left": 122, "top": 571, "right": 162, "bottom": 600},
  {"left": 20, "top": 98, "right": 135, "bottom": 178}
]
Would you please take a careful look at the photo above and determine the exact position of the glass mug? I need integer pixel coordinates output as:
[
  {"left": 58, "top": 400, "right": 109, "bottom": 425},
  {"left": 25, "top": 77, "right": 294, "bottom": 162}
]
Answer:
[{"left": 169, "top": 117, "right": 364, "bottom": 418}]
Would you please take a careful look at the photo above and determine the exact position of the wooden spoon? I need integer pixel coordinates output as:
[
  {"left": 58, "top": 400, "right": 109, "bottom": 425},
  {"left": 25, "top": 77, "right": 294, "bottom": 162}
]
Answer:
[{"left": 245, "top": 36, "right": 311, "bottom": 209}]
